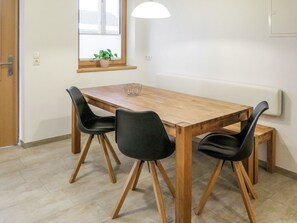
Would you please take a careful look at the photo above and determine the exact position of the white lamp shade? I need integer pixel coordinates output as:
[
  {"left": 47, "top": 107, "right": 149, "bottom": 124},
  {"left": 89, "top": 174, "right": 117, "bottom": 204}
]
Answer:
[{"left": 132, "top": 1, "right": 170, "bottom": 19}]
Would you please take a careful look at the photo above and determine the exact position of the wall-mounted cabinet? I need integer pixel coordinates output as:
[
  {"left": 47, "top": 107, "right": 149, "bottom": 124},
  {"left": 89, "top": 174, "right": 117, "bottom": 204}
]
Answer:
[{"left": 270, "top": 0, "right": 297, "bottom": 37}]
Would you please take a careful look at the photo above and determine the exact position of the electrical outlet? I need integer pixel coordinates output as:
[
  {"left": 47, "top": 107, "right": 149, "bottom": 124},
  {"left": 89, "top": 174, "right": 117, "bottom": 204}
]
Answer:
[
  {"left": 145, "top": 55, "right": 152, "bottom": 61},
  {"left": 33, "top": 58, "right": 40, "bottom": 66}
]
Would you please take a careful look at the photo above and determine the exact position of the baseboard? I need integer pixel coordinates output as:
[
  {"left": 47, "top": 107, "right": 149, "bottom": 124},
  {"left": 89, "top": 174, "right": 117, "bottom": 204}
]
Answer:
[
  {"left": 258, "top": 160, "right": 297, "bottom": 181},
  {"left": 19, "top": 135, "right": 297, "bottom": 181},
  {"left": 20, "top": 134, "right": 71, "bottom": 148}
]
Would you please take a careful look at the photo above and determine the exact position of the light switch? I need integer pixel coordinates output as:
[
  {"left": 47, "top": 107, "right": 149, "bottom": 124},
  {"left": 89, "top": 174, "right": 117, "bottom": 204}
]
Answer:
[{"left": 33, "top": 51, "right": 40, "bottom": 59}]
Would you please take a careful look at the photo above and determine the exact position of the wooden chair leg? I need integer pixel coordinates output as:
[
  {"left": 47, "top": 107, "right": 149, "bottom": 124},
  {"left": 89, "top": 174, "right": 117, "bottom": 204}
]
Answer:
[
  {"left": 69, "top": 134, "right": 93, "bottom": 183},
  {"left": 98, "top": 135, "right": 116, "bottom": 184},
  {"left": 112, "top": 161, "right": 142, "bottom": 219},
  {"left": 239, "top": 161, "right": 258, "bottom": 199},
  {"left": 195, "top": 160, "right": 224, "bottom": 215},
  {"left": 149, "top": 161, "right": 167, "bottom": 223},
  {"left": 131, "top": 160, "right": 144, "bottom": 190},
  {"left": 81, "top": 135, "right": 94, "bottom": 164},
  {"left": 155, "top": 160, "right": 175, "bottom": 198},
  {"left": 103, "top": 133, "right": 121, "bottom": 165},
  {"left": 233, "top": 162, "right": 256, "bottom": 223}
]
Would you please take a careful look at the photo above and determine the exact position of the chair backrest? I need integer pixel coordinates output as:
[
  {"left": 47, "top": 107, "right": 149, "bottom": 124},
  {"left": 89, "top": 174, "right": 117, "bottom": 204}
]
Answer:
[
  {"left": 234, "top": 101, "right": 269, "bottom": 160},
  {"left": 66, "top": 86, "right": 96, "bottom": 132},
  {"left": 116, "top": 109, "right": 175, "bottom": 161}
]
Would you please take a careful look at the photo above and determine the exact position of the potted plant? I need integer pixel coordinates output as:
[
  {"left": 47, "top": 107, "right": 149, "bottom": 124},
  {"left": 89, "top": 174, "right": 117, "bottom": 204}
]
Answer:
[{"left": 93, "top": 49, "right": 118, "bottom": 68}]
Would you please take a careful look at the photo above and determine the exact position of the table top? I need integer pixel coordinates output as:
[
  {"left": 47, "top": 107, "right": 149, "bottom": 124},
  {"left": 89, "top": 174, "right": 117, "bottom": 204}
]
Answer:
[{"left": 81, "top": 84, "right": 252, "bottom": 135}]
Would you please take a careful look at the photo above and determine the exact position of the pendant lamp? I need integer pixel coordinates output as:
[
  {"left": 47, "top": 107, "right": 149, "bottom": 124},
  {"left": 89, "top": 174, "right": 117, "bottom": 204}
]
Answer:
[{"left": 132, "top": 0, "right": 170, "bottom": 19}]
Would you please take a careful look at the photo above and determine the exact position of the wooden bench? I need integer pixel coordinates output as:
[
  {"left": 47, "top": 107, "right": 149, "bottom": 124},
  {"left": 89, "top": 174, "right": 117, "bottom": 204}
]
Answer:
[
  {"left": 219, "top": 123, "right": 276, "bottom": 184},
  {"left": 155, "top": 73, "right": 282, "bottom": 184}
]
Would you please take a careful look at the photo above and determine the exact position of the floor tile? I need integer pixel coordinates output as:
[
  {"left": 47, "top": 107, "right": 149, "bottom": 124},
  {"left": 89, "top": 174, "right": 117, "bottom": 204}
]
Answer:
[{"left": 0, "top": 137, "right": 296, "bottom": 222}]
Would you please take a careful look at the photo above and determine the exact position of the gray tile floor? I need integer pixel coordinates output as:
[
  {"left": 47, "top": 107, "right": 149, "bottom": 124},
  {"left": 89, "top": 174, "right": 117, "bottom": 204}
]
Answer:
[{"left": 0, "top": 133, "right": 297, "bottom": 223}]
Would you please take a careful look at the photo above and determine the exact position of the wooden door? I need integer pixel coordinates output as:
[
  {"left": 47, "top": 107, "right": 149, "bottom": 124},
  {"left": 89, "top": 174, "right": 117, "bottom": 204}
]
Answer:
[{"left": 0, "top": 0, "right": 18, "bottom": 147}]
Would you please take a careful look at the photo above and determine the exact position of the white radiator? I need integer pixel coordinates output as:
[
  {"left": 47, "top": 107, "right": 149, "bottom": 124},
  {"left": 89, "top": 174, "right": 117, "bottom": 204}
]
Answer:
[{"left": 155, "top": 73, "right": 282, "bottom": 116}]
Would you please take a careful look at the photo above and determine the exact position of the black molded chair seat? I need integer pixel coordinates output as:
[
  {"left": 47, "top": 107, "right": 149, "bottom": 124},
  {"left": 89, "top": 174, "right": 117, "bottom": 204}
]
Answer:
[
  {"left": 112, "top": 109, "right": 175, "bottom": 223},
  {"left": 67, "top": 86, "right": 120, "bottom": 184},
  {"left": 198, "top": 133, "right": 242, "bottom": 160},
  {"left": 195, "top": 101, "right": 269, "bottom": 223},
  {"left": 82, "top": 116, "right": 115, "bottom": 135}
]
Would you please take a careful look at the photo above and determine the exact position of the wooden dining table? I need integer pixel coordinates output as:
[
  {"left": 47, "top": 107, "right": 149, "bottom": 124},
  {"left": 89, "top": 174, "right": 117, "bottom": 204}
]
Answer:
[{"left": 71, "top": 84, "right": 252, "bottom": 223}]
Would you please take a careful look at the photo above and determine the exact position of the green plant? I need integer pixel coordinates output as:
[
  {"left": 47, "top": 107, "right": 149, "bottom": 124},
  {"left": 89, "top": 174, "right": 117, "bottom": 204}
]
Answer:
[{"left": 93, "top": 49, "right": 118, "bottom": 60}]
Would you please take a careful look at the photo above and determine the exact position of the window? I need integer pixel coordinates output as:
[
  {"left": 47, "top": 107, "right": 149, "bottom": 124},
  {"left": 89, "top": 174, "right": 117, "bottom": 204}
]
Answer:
[
  {"left": 79, "top": 0, "right": 120, "bottom": 35},
  {"left": 78, "top": 0, "right": 127, "bottom": 69}
]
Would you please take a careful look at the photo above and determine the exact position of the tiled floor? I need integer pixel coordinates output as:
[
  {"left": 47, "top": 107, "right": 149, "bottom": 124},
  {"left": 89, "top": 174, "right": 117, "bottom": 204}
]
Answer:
[{"left": 0, "top": 133, "right": 297, "bottom": 223}]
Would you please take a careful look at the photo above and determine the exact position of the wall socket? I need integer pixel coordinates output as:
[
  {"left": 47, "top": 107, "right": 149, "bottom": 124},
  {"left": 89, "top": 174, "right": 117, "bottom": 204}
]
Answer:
[
  {"left": 33, "top": 51, "right": 40, "bottom": 66},
  {"left": 33, "top": 58, "right": 40, "bottom": 66},
  {"left": 145, "top": 55, "right": 152, "bottom": 61}
]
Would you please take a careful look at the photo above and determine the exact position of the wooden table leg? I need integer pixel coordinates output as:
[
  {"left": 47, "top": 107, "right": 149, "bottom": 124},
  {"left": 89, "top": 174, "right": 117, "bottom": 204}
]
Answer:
[
  {"left": 71, "top": 103, "right": 81, "bottom": 154},
  {"left": 175, "top": 123, "right": 192, "bottom": 223},
  {"left": 253, "top": 137, "right": 259, "bottom": 184},
  {"left": 247, "top": 142, "right": 254, "bottom": 183},
  {"left": 240, "top": 119, "right": 254, "bottom": 183},
  {"left": 267, "top": 129, "right": 276, "bottom": 173}
]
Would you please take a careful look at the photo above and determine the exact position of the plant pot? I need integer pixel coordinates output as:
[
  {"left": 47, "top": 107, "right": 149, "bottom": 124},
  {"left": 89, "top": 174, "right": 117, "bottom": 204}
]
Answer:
[{"left": 99, "top": 59, "right": 110, "bottom": 68}]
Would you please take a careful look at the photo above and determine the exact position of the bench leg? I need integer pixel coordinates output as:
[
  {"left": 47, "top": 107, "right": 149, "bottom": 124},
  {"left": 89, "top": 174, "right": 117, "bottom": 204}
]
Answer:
[
  {"left": 267, "top": 129, "right": 276, "bottom": 173},
  {"left": 253, "top": 129, "right": 276, "bottom": 184}
]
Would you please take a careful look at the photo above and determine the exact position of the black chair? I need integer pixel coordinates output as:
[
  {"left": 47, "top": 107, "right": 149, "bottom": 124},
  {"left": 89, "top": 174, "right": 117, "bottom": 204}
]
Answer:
[
  {"left": 195, "top": 101, "right": 269, "bottom": 223},
  {"left": 111, "top": 109, "right": 175, "bottom": 223},
  {"left": 66, "top": 86, "right": 120, "bottom": 184}
]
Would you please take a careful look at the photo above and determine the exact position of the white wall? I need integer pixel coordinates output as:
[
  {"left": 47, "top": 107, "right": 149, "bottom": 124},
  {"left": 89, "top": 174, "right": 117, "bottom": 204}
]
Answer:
[
  {"left": 19, "top": 0, "right": 297, "bottom": 174},
  {"left": 19, "top": 0, "right": 149, "bottom": 143},
  {"left": 142, "top": 0, "right": 297, "bottom": 173}
]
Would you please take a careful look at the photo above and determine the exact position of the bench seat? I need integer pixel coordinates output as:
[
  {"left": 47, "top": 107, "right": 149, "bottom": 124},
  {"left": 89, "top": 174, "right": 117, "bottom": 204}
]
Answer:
[
  {"left": 156, "top": 73, "right": 281, "bottom": 184},
  {"left": 220, "top": 123, "right": 276, "bottom": 184}
]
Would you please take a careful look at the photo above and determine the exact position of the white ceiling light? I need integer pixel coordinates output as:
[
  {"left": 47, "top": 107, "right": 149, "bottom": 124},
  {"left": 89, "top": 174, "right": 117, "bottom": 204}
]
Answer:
[{"left": 132, "top": 1, "right": 170, "bottom": 19}]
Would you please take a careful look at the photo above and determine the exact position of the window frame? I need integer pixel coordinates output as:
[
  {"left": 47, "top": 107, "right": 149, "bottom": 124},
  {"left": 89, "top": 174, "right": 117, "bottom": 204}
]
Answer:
[{"left": 78, "top": 0, "right": 127, "bottom": 69}]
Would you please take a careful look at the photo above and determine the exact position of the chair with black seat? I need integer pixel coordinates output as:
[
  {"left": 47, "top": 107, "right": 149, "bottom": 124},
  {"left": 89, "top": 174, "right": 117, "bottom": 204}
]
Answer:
[
  {"left": 111, "top": 109, "right": 175, "bottom": 223},
  {"left": 195, "top": 101, "right": 269, "bottom": 223},
  {"left": 66, "top": 86, "right": 121, "bottom": 184}
]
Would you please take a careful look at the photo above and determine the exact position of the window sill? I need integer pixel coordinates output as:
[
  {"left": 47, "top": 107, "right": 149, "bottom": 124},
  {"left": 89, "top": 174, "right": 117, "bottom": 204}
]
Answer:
[{"left": 77, "top": 65, "right": 137, "bottom": 73}]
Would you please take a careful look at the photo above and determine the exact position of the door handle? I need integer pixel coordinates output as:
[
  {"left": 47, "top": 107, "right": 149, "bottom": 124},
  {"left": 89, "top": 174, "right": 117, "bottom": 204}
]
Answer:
[{"left": 0, "top": 56, "right": 13, "bottom": 75}]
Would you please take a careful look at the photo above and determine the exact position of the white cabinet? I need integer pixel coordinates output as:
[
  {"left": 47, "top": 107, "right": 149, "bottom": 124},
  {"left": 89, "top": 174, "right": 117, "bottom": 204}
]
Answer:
[{"left": 270, "top": 0, "right": 297, "bottom": 36}]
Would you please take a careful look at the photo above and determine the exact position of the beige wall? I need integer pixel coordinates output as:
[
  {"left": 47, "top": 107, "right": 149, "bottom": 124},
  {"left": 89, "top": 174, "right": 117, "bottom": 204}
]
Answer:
[
  {"left": 19, "top": 0, "right": 149, "bottom": 142},
  {"left": 143, "top": 0, "right": 297, "bottom": 173},
  {"left": 20, "top": 0, "right": 297, "bottom": 174}
]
